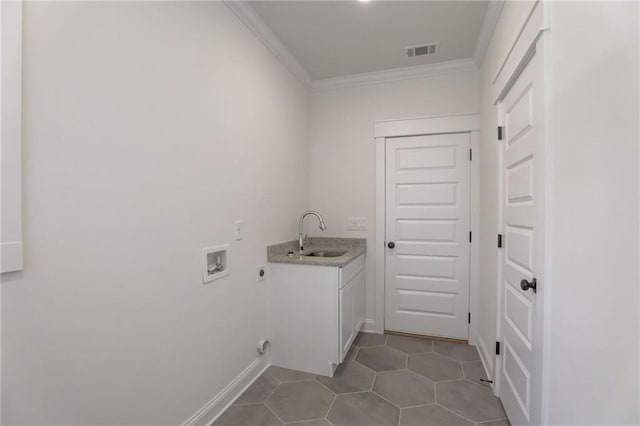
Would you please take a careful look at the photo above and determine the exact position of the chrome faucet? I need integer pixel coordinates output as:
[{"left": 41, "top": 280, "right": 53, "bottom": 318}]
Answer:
[{"left": 298, "top": 211, "right": 326, "bottom": 252}]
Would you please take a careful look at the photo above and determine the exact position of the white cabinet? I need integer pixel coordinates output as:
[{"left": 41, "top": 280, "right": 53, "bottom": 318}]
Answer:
[
  {"left": 269, "top": 255, "right": 365, "bottom": 377},
  {"left": 339, "top": 269, "right": 365, "bottom": 360},
  {"left": 353, "top": 270, "right": 366, "bottom": 339},
  {"left": 340, "top": 279, "right": 354, "bottom": 358}
]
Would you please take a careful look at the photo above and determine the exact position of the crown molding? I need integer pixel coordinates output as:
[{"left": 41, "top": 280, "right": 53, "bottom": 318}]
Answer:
[
  {"left": 311, "top": 58, "right": 478, "bottom": 92},
  {"left": 223, "top": 1, "right": 312, "bottom": 87},
  {"left": 225, "top": 1, "right": 492, "bottom": 92},
  {"left": 473, "top": 0, "right": 505, "bottom": 67}
]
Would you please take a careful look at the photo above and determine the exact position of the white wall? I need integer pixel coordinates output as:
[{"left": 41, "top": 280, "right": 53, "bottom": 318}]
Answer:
[
  {"left": 309, "top": 71, "right": 480, "bottom": 330},
  {"left": 546, "top": 2, "right": 639, "bottom": 424},
  {"left": 1, "top": 2, "right": 309, "bottom": 424},
  {"left": 477, "top": 0, "right": 536, "bottom": 379},
  {"left": 479, "top": 1, "right": 640, "bottom": 423}
]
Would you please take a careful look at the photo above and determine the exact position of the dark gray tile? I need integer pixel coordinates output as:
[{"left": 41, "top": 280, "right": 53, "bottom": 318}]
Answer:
[
  {"left": 373, "top": 370, "right": 435, "bottom": 408},
  {"left": 462, "top": 360, "right": 491, "bottom": 388},
  {"left": 266, "top": 381, "right": 334, "bottom": 423},
  {"left": 356, "top": 346, "right": 407, "bottom": 372},
  {"left": 268, "top": 366, "right": 316, "bottom": 383},
  {"left": 316, "top": 361, "right": 375, "bottom": 394},
  {"left": 386, "top": 335, "right": 434, "bottom": 354},
  {"left": 284, "top": 420, "right": 332, "bottom": 426},
  {"left": 436, "top": 380, "right": 507, "bottom": 423},
  {"left": 213, "top": 404, "right": 282, "bottom": 426},
  {"left": 477, "top": 420, "right": 510, "bottom": 426},
  {"left": 408, "top": 353, "right": 463, "bottom": 382},
  {"left": 345, "top": 344, "right": 359, "bottom": 361},
  {"left": 399, "top": 405, "right": 472, "bottom": 426},
  {"left": 327, "top": 392, "right": 400, "bottom": 426},
  {"left": 434, "top": 341, "right": 480, "bottom": 362},
  {"left": 354, "top": 332, "right": 387, "bottom": 346},
  {"left": 235, "top": 372, "right": 280, "bottom": 405}
]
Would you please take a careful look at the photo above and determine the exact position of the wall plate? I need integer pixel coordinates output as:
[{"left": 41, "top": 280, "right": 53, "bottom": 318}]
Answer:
[
  {"left": 347, "top": 217, "right": 367, "bottom": 231},
  {"left": 202, "top": 244, "right": 230, "bottom": 283},
  {"left": 256, "top": 264, "right": 267, "bottom": 282}
]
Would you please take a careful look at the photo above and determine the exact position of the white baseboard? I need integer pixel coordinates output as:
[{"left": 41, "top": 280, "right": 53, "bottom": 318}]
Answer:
[
  {"left": 361, "top": 319, "right": 377, "bottom": 333},
  {"left": 476, "top": 336, "right": 495, "bottom": 391},
  {"left": 1, "top": 241, "right": 23, "bottom": 273},
  {"left": 182, "top": 355, "right": 271, "bottom": 426}
]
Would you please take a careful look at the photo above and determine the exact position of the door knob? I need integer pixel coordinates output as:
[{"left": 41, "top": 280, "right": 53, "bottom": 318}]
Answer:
[
  {"left": 387, "top": 241, "right": 395, "bottom": 249},
  {"left": 520, "top": 278, "right": 537, "bottom": 293}
]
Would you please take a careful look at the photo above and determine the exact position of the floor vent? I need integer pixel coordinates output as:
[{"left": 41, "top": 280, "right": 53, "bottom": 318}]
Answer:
[{"left": 406, "top": 43, "right": 438, "bottom": 57}]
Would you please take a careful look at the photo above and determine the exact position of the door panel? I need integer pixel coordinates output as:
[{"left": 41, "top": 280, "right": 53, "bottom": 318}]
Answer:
[
  {"left": 340, "top": 280, "right": 354, "bottom": 360},
  {"left": 353, "top": 270, "right": 365, "bottom": 333},
  {"left": 396, "top": 183, "right": 458, "bottom": 206},
  {"left": 385, "top": 133, "right": 470, "bottom": 339},
  {"left": 498, "top": 44, "right": 545, "bottom": 426},
  {"left": 396, "top": 219, "right": 457, "bottom": 242}
]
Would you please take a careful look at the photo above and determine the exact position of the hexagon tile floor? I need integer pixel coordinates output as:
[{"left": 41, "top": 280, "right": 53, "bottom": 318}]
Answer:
[{"left": 214, "top": 332, "right": 510, "bottom": 426}]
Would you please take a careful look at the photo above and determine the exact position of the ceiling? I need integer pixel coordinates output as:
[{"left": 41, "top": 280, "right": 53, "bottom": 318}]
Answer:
[{"left": 248, "top": 1, "right": 489, "bottom": 81}]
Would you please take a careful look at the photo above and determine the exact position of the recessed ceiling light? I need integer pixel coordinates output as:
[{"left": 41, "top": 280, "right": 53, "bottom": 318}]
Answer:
[{"left": 359, "top": 0, "right": 370, "bottom": 3}]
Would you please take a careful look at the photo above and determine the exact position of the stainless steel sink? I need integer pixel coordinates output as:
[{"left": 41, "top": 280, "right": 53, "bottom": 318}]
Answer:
[{"left": 303, "top": 250, "right": 347, "bottom": 258}]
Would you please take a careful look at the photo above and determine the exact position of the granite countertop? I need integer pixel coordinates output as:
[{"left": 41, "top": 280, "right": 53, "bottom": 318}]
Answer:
[{"left": 267, "top": 237, "right": 366, "bottom": 267}]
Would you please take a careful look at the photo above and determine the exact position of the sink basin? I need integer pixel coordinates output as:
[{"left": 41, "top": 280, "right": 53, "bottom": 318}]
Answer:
[{"left": 304, "top": 250, "right": 347, "bottom": 258}]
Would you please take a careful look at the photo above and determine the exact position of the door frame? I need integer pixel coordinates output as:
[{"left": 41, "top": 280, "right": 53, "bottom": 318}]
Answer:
[
  {"left": 491, "top": 0, "right": 551, "bottom": 422},
  {"left": 374, "top": 113, "right": 481, "bottom": 344}
]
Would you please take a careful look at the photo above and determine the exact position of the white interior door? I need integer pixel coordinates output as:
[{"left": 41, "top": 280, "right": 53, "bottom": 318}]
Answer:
[
  {"left": 498, "top": 45, "right": 546, "bottom": 426},
  {"left": 385, "top": 133, "right": 470, "bottom": 339}
]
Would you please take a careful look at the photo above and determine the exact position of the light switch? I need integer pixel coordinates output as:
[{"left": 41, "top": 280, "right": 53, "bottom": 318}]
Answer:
[
  {"left": 347, "top": 217, "right": 367, "bottom": 231},
  {"left": 235, "top": 220, "right": 245, "bottom": 240}
]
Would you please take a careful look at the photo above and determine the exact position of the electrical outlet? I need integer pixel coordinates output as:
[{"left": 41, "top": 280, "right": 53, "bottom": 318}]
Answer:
[
  {"left": 256, "top": 264, "right": 266, "bottom": 282},
  {"left": 347, "top": 217, "right": 367, "bottom": 231},
  {"left": 235, "top": 220, "right": 245, "bottom": 240}
]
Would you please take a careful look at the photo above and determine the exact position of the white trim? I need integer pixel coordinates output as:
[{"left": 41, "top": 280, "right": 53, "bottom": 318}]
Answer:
[
  {"left": 494, "top": 101, "right": 505, "bottom": 398},
  {"left": 312, "top": 59, "right": 477, "bottom": 92},
  {"left": 222, "top": 1, "right": 485, "bottom": 91},
  {"left": 491, "top": 1, "right": 547, "bottom": 104},
  {"left": 182, "top": 355, "right": 271, "bottom": 426},
  {"left": 1, "top": 0, "right": 23, "bottom": 274},
  {"left": 375, "top": 113, "right": 480, "bottom": 139},
  {"left": 1, "top": 241, "right": 23, "bottom": 273},
  {"left": 223, "top": 1, "right": 312, "bottom": 87},
  {"left": 222, "top": 2, "right": 489, "bottom": 91},
  {"left": 473, "top": 0, "right": 505, "bottom": 67},
  {"left": 476, "top": 335, "right": 494, "bottom": 383},
  {"left": 468, "top": 130, "right": 480, "bottom": 345},
  {"left": 361, "top": 319, "right": 377, "bottom": 334},
  {"left": 491, "top": 3, "right": 552, "bottom": 422},
  {"left": 374, "top": 137, "right": 386, "bottom": 334},
  {"left": 374, "top": 114, "right": 480, "bottom": 340},
  {"left": 539, "top": 4, "right": 553, "bottom": 422},
  {"left": 0, "top": 6, "right": 3, "bottom": 422}
]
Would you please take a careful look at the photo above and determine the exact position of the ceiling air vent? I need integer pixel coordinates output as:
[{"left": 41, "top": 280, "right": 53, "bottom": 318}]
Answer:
[{"left": 406, "top": 43, "right": 438, "bottom": 58}]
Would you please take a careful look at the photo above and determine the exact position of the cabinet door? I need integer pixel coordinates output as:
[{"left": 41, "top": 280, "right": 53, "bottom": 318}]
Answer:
[
  {"left": 353, "top": 270, "right": 365, "bottom": 333},
  {"left": 339, "top": 279, "right": 354, "bottom": 360}
]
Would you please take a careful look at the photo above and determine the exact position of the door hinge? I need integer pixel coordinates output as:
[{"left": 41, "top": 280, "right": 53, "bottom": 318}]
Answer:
[
  {"left": 497, "top": 234, "right": 503, "bottom": 248},
  {"left": 469, "top": 231, "right": 472, "bottom": 243},
  {"left": 468, "top": 312, "right": 471, "bottom": 324},
  {"left": 469, "top": 149, "right": 472, "bottom": 161},
  {"left": 495, "top": 341, "right": 501, "bottom": 355},
  {"left": 498, "top": 126, "right": 504, "bottom": 140}
]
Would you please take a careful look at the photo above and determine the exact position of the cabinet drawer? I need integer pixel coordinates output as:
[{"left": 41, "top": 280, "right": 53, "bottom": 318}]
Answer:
[{"left": 339, "top": 254, "right": 364, "bottom": 288}]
